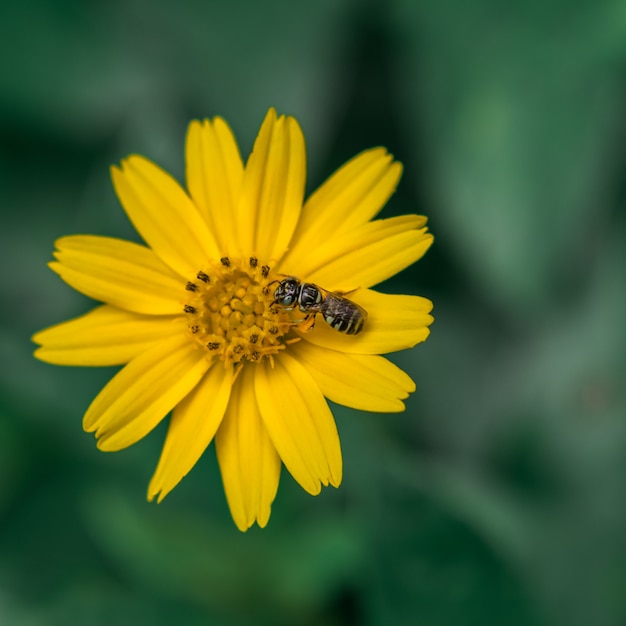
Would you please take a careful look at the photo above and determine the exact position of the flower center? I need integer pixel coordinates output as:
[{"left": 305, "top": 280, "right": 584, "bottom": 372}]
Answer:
[{"left": 182, "top": 256, "right": 296, "bottom": 366}]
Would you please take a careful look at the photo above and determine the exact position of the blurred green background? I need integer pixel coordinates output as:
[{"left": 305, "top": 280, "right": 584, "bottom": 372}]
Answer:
[{"left": 2, "top": 0, "right": 626, "bottom": 624}]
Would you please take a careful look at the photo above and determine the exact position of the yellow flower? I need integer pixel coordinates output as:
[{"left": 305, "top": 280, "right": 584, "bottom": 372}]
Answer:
[{"left": 32, "top": 108, "right": 434, "bottom": 531}]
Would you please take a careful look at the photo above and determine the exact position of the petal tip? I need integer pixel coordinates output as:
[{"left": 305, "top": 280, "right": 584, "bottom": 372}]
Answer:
[
  {"left": 147, "top": 481, "right": 168, "bottom": 504},
  {"left": 95, "top": 432, "right": 120, "bottom": 451},
  {"left": 260, "top": 107, "right": 278, "bottom": 128},
  {"left": 32, "top": 346, "right": 46, "bottom": 361}
]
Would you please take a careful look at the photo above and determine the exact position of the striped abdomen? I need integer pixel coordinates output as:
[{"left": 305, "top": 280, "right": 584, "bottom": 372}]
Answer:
[{"left": 320, "top": 294, "right": 367, "bottom": 335}]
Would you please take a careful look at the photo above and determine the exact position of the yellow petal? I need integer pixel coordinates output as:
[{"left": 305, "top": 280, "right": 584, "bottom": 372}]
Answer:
[
  {"left": 278, "top": 214, "right": 428, "bottom": 280},
  {"left": 111, "top": 155, "right": 221, "bottom": 277},
  {"left": 32, "top": 305, "right": 181, "bottom": 366},
  {"left": 290, "top": 342, "right": 415, "bottom": 413},
  {"left": 148, "top": 363, "right": 233, "bottom": 502},
  {"left": 254, "top": 115, "right": 306, "bottom": 261},
  {"left": 185, "top": 117, "right": 244, "bottom": 255},
  {"left": 49, "top": 235, "right": 183, "bottom": 314},
  {"left": 84, "top": 334, "right": 210, "bottom": 451},
  {"left": 232, "top": 108, "right": 275, "bottom": 255},
  {"left": 282, "top": 148, "right": 402, "bottom": 269},
  {"left": 215, "top": 367, "right": 281, "bottom": 531},
  {"left": 237, "top": 108, "right": 306, "bottom": 261},
  {"left": 307, "top": 229, "right": 434, "bottom": 291},
  {"left": 254, "top": 354, "right": 342, "bottom": 495},
  {"left": 301, "top": 289, "right": 434, "bottom": 354}
]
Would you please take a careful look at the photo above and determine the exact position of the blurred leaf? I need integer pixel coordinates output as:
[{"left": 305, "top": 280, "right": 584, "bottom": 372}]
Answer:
[
  {"left": 81, "top": 489, "right": 366, "bottom": 625},
  {"left": 0, "top": 0, "right": 349, "bottom": 153},
  {"left": 369, "top": 453, "right": 546, "bottom": 626},
  {"left": 393, "top": 0, "right": 626, "bottom": 314}
]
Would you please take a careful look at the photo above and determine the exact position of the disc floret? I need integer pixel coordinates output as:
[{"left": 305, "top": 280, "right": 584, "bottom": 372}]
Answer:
[{"left": 182, "top": 256, "right": 292, "bottom": 366}]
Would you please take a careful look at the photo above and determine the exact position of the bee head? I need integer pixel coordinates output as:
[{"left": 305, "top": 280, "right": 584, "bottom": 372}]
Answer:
[{"left": 273, "top": 277, "right": 300, "bottom": 307}]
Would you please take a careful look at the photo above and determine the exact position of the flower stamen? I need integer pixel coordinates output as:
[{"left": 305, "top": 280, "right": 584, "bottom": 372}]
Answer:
[{"left": 182, "top": 258, "right": 294, "bottom": 366}]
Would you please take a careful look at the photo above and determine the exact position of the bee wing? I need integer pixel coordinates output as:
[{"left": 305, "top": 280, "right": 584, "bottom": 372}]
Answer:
[
  {"left": 351, "top": 298, "right": 368, "bottom": 321},
  {"left": 333, "top": 286, "right": 359, "bottom": 297},
  {"left": 326, "top": 288, "right": 368, "bottom": 320}
]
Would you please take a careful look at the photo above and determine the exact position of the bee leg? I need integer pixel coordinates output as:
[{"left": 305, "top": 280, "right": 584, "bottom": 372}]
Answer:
[
  {"left": 284, "top": 314, "right": 307, "bottom": 328},
  {"left": 298, "top": 314, "right": 316, "bottom": 333}
]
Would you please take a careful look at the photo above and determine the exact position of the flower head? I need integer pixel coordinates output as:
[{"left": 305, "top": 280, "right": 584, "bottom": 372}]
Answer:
[{"left": 32, "top": 108, "right": 434, "bottom": 530}]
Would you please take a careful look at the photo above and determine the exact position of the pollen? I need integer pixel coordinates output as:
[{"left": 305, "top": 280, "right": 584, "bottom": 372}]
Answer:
[{"left": 182, "top": 257, "right": 293, "bottom": 366}]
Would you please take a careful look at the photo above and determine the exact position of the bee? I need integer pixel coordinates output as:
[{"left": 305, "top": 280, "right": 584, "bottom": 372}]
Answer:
[{"left": 272, "top": 277, "right": 367, "bottom": 335}]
